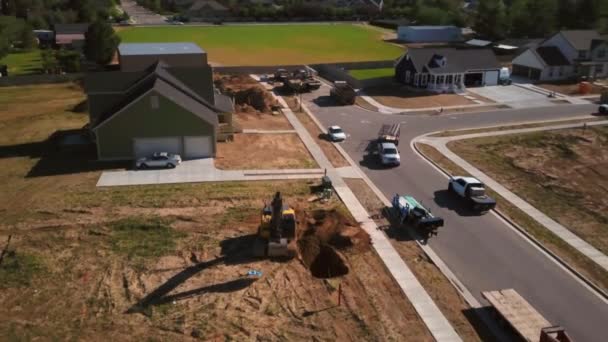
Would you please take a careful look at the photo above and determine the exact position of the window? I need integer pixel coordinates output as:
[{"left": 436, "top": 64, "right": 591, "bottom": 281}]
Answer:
[
  {"left": 437, "top": 75, "right": 445, "bottom": 84},
  {"left": 446, "top": 75, "right": 453, "bottom": 84},
  {"left": 548, "top": 67, "right": 554, "bottom": 77},
  {"left": 578, "top": 50, "right": 587, "bottom": 59},
  {"left": 558, "top": 66, "right": 564, "bottom": 76},
  {"left": 598, "top": 49, "right": 606, "bottom": 59},
  {"left": 414, "top": 74, "right": 420, "bottom": 86},
  {"left": 421, "top": 74, "right": 428, "bottom": 86},
  {"left": 150, "top": 95, "right": 159, "bottom": 109},
  {"left": 405, "top": 70, "right": 411, "bottom": 83}
]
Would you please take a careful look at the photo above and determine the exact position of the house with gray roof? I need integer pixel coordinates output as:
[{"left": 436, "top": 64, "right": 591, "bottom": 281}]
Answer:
[
  {"left": 512, "top": 30, "right": 608, "bottom": 81},
  {"left": 395, "top": 47, "right": 501, "bottom": 92},
  {"left": 85, "top": 43, "right": 234, "bottom": 161}
]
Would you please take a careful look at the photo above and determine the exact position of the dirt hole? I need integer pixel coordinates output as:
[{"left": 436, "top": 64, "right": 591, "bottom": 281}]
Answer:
[{"left": 297, "top": 209, "right": 370, "bottom": 279}]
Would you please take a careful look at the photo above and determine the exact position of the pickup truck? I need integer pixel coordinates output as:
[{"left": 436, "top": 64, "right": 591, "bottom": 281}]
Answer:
[
  {"left": 377, "top": 142, "right": 400, "bottom": 166},
  {"left": 448, "top": 176, "right": 496, "bottom": 212}
]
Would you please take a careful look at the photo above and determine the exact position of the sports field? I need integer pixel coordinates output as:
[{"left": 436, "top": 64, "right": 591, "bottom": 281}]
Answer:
[{"left": 117, "top": 24, "right": 403, "bottom": 65}]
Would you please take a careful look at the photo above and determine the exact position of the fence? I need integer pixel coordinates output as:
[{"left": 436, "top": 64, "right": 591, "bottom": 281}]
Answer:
[{"left": 0, "top": 73, "right": 84, "bottom": 87}]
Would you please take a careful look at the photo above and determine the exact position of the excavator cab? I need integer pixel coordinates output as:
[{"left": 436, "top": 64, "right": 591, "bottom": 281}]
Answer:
[{"left": 256, "top": 192, "right": 297, "bottom": 258}]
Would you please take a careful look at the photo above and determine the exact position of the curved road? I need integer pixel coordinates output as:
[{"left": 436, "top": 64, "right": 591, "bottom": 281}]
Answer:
[{"left": 302, "top": 85, "right": 608, "bottom": 342}]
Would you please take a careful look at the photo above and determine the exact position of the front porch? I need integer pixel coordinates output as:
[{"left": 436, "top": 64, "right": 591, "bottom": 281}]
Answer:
[{"left": 408, "top": 71, "right": 466, "bottom": 93}]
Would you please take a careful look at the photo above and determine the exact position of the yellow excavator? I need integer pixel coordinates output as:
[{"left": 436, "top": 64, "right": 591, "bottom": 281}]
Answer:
[{"left": 255, "top": 192, "right": 297, "bottom": 258}]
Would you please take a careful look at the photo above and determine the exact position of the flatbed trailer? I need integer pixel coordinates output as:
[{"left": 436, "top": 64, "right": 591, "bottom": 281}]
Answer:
[{"left": 482, "top": 289, "right": 571, "bottom": 342}]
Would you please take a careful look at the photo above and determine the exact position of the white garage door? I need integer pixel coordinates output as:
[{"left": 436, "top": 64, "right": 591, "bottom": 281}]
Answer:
[
  {"left": 133, "top": 137, "right": 182, "bottom": 158},
  {"left": 484, "top": 70, "right": 499, "bottom": 86},
  {"left": 183, "top": 136, "right": 213, "bottom": 159}
]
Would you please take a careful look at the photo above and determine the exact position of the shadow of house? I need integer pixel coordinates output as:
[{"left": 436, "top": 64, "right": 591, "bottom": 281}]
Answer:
[{"left": 0, "top": 128, "right": 131, "bottom": 177}]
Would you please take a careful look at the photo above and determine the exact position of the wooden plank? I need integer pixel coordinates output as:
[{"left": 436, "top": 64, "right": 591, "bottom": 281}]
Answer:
[{"left": 483, "top": 289, "right": 551, "bottom": 342}]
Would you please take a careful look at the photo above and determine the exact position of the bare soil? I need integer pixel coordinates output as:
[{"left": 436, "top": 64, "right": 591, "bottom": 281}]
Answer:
[
  {"left": 283, "top": 95, "right": 351, "bottom": 168},
  {"left": 215, "top": 134, "right": 318, "bottom": 170},
  {"left": 235, "top": 111, "right": 293, "bottom": 130},
  {"left": 537, "top": 81, "right": 605, "bottom": 96},
  {"left": 343, "top": 178, "right": 490, "bottom": 341},
  {"left": 365, "top": 84, "right": 476, "bottom": 109}
]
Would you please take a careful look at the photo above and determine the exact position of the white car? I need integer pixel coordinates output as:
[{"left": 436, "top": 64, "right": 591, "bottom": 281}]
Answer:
[
  {"left": 327, "top": 126, "right": 346, "bottom": 141},
  {"left": 377, "top": 142, "right": 400, "bottom": 166},
  {"left": 136, "top": 152, "right": 182, "bottom": 169},
  {"left": 599, "top": 104, "right": 608, "bottom": 114}
]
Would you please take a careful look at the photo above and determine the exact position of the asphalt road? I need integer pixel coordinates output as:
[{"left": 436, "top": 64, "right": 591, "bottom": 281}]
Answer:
[{"left": 302, "top": 85, "right": 608, "bottom": 342}]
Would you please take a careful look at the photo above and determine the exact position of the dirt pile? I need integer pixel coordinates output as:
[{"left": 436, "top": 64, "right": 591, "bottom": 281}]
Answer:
[
  {"left": 214, "top": 74, "right": 278, "bottom": 113},
  {"left": 297, "top": 209, "right": 371, "bottom": 278}
]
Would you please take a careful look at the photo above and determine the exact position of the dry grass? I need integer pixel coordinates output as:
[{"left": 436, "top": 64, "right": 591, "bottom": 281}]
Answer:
[
  {"left": 0, "top": 83, "right": 433, "bottom": 340},
  {"left": 215, "top": 134, "right": 318, "bottom": 170},
  {"left": 416, "top": 142, "right": 608, "bottom": 292},
  {"left": 344, "top": 178, "right": 490, "bottom": 342},
  {"left": 234, "top": 112, "right": 293, "bottom": 130}
]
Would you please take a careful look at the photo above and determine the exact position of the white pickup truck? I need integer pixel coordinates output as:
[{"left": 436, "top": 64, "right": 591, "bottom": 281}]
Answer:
[{"left": 448, "top": 176, "right": 496, "bottom": 212}]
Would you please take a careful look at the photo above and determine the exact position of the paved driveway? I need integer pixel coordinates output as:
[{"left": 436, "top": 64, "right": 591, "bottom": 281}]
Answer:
[
  {"left": 301, "top": 86, "right": 608, "bottom": 342},
  {"left": 468, "top": 85, "right": 554, "bottom": 108}
]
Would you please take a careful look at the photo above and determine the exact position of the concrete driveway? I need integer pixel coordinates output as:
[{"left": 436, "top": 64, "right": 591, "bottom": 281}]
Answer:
[
  {"left": 97, "top": 159, "right": 325, "bottom": 186},
  {"left": 468, "top": 85, "right": 554, "bottom": 108}
]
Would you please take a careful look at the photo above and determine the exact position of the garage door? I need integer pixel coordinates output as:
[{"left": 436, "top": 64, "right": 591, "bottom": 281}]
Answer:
[
  {"left": 183, "top": 136, "right": 213, "bottom": 159},
  {"left": 133, "top": 137, "right": 182, "bottom": 158},
  {"left": 484, "top": 71, "right": 499, "bottom": 86},
  {"left": 512, "top": 65, "right": 541, "bottom": 80},
  {"left": 464, "top": 73, "right": 483, "bottom": 87}
]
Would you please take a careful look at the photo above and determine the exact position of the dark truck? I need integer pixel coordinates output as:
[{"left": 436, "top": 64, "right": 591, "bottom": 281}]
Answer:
[
  {"left": 448, "top": 176, "right": 496, "bottom": 212},
  {"left": 330, "top": 81, "right": 356, "bottom": 105}
]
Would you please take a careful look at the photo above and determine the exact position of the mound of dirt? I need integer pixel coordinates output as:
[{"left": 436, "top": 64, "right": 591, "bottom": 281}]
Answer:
[
  {"left": 297, "top": 209, "right": 370, "bottom": 279},
  {"left": 214, "top": 74, "right": 278, "bottom": 114}
]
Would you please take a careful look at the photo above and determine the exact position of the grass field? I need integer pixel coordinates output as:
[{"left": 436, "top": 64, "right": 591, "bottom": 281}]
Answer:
[
  {"left": 348, "top": 67, "right": 395, "bottom": 80},
  {"left": 0, "top": 49, "right": 42, "bottom": 75},
  {"left": 117, "top": 24, "right": 403, "bottom": 65}
]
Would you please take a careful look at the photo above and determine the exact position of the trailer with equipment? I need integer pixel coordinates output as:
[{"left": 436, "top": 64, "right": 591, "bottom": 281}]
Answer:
[
  {"left": 482, "top": 289, "right": 571, "bottom": 342},
  {"left": 391, "top": 194, "right": 444, "bottom": 243}
]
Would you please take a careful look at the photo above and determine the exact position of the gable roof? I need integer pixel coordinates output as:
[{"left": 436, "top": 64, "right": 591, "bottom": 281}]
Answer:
[
  {"left": 406, "top": 47, "right": 499, "bottom": 74},
  {"left": 88, "top": 62, "right": 226, "bottom": 130},
  {"left": 535, "top": 46, "right": 570, "bottom": 66},
  {"left": 560, "top": 30, "right": 602, "bottom": 51}
]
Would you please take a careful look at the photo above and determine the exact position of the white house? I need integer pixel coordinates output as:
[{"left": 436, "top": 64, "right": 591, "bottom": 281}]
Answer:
[{"left": 512, "top": 30, "right": 608, "bottom": 81}]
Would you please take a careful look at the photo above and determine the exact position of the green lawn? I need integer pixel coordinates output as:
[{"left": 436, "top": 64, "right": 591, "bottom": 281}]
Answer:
[
  {"left": 117, "top": 24, "right": 403, "bottom": 65},
  {"left": 348, "top": 67, "right": 395, "bottom": 80},
  {"left": 0, "top": 49, "right": 43, "bottom": 76}
]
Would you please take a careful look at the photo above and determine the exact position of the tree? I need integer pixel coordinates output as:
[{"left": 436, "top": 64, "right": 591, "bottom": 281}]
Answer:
[
  {"left": 56, "top": 49, "right": 80, "bottom": 72},
  {"left": 84, "top": 20, "right": 120, "bottom": 65},
  {"left": 40, "top": 49, "right": 59, "bottom": 73},
  {"left": 18, "top": 21, "right": 35, "bottom": 49},
  {"left": 474, "top": 0, "right": 507, "bottom": 40}
]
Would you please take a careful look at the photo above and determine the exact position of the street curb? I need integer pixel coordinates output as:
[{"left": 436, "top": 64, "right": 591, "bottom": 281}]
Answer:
[
  {"left": 412, "top": 139, "right": 608, "bottom": 302},
  {"left": 296, "top": 97, "right": 512, "bottom": 341}
]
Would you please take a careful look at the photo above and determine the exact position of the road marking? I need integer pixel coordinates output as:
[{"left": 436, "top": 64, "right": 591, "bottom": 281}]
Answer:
[{"left": 361, "top": 119, "right": 371, "bottom": 124}]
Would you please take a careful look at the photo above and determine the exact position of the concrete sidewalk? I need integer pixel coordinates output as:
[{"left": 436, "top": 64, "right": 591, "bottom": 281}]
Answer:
[
  {"left": 417, "top": 120, "right": 608, "bottom": 272},
  {"left": 359, "top": 91, "right": 496, "bottom": 114},
  {"left": 271, "top": 88, "right": 462, "bottom": 341}
]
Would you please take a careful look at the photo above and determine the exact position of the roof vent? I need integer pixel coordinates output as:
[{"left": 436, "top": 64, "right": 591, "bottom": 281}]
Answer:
[{"left": 430, "top": 54, "right": 447, "bottom": 68}]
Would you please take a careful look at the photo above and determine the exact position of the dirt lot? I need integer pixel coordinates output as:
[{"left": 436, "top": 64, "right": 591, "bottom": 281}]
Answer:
[
  {"left": 537, "top": 81, "right": 605, "bottom": 96},
  {"left": 282, "top": 95, "right": 351, "bottom": 168},
  {"left": 215, "top": 134, "right": 317, "bottom": 170},
  {"left": 344, "top": 178, "right": 490, "bottom": 342},
  {"left": 215, "top": 74, "right": 293, "bottom": 130},
  {"left": 365, "top": 84, "right": 476, "bottom": 109},
  {"left": 0, "top": 83, "right": 435, "bottom": 340}
]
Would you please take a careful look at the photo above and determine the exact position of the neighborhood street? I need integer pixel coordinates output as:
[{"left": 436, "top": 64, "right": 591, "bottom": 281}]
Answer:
[{"left": 302, "top": 84, "right": 608, "bottom": 342}]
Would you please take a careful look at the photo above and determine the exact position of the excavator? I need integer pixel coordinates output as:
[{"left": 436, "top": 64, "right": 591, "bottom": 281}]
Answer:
[{"left": 255, "top": 192, "right": 297, "bottom": 258}]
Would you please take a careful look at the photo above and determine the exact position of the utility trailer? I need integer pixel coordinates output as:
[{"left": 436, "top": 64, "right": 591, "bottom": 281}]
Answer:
[
  {"left": 378, "top": 123, "right": 401, "bottom": 146},
  {"left": 391, "top": 194, "right": 444, "bottom": 243},
  {"left": 482, "top": 289, "right": 572, "bottom": 342}
]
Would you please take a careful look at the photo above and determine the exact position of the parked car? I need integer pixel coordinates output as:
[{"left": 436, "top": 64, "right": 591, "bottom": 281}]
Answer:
[
  {"left": 327, "top": 125, "right": 346, "bottom": 141},
  {"left": 136, "top": 152, "right": 182, "bottom": 169},
  {"left": 448, "top": 176, "right": 496, "bottom": 212},
  {"left": 598, "top": 104, "right": 608, "bottom": 114},
  {"left": 377, "top": 142, "right": 400, "bottom": 166}
]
